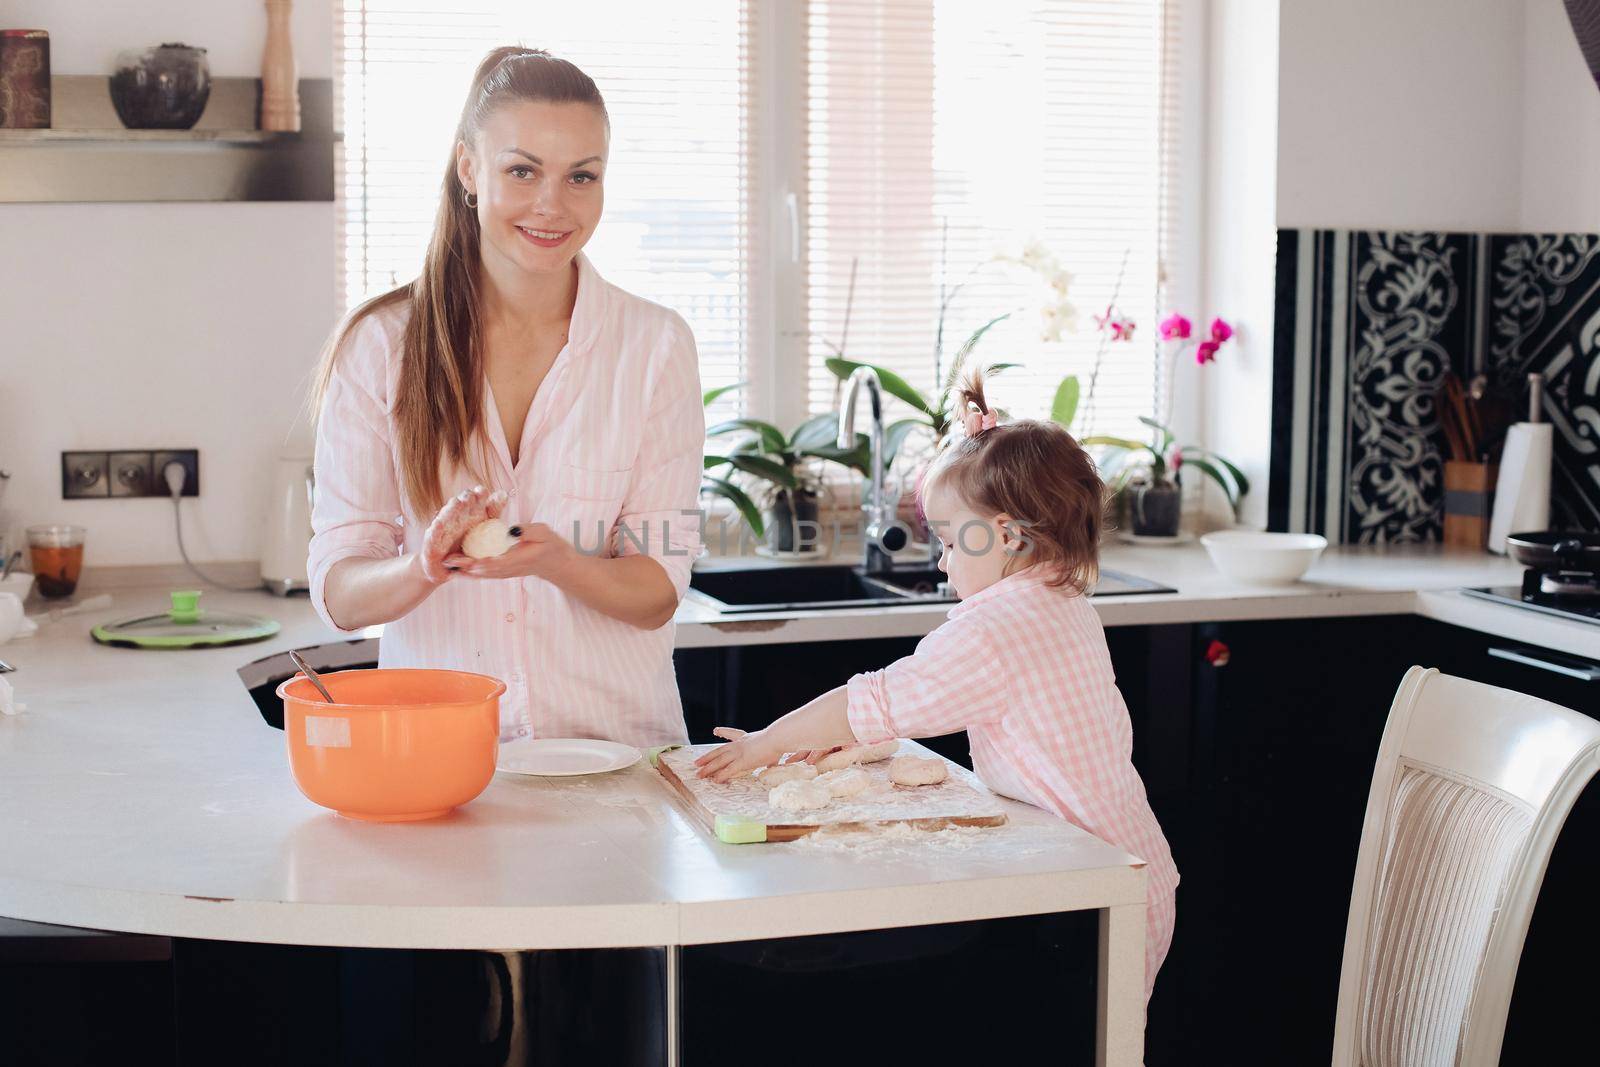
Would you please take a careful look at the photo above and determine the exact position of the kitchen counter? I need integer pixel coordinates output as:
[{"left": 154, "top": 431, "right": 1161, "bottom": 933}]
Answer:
[
  {"left": 0, "top": 593, "right": 1144, "bottom": 950},
  {"left": 678, "top": 543, "right": 1599, "bottom": 660}
]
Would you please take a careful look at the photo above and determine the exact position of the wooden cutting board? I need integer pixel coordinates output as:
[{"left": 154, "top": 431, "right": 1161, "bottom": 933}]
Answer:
[{"left": 654, "top": 740, "right": 1007, "bottom": 843}]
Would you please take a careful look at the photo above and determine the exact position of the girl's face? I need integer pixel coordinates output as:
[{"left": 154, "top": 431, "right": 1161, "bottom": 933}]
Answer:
[
  {"left": 922, "top": 479, "right": 1024, "bottom": 598},
  {"left": 456, "top": 100, "right": 608, "bottom": 280}
]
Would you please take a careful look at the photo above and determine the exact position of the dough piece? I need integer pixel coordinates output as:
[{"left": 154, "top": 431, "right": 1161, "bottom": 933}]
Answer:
[
  {"left": 813, "top": 748, "right": 862, "bottom": 773},
  {"left": 768, "top": 778, "right": 831, "bottom": 812},
  {"left": 856, "top": 740, "right": 901, "bottom": 764},
  {"left": 757, "top": 762, "right": 819, "bottom": 788},
  {"left": 817, "top": 767, "right": 869, "bottom": 799},
  {"left": 462, "top": 518, "right": 519, "bottom": 559},
  {"left": 888, "top": 755, "right": 949, "bottom": 787},
  {"left": 815, "top": 739, "right": 900, "bottom": 772}
]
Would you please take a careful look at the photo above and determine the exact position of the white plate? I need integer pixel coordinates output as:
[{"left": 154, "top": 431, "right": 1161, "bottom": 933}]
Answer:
[{"left": 496, "top": 737, "right": 641, "bottom": 777}]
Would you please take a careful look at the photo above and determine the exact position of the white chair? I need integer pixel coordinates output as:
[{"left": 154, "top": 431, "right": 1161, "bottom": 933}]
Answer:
[{"left": 1330, "top": 665, "right": 1600, "bottom": 1065}]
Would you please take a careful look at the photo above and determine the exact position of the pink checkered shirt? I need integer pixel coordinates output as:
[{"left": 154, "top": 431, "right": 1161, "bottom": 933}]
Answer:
[{"left": 846, "top": 567, "right": 1179, "bottom": 996}]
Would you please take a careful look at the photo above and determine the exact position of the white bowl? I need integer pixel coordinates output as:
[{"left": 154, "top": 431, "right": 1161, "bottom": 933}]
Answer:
[{"left": 1199, "top": 531, "right": 1327, "bottom": 585}]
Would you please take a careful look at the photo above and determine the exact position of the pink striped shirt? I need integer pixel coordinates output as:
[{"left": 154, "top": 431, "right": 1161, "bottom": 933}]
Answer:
[
  {"left": 309, "top": 253, "right": 704, "bottom": 747},
  {"left": 845, "top": 567, "right": 1179, "bottom": 996}
]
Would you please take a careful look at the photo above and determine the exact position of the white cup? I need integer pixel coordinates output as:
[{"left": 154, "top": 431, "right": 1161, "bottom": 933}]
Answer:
[{"left": 0, "top": 592, "right": 23, "bottom": 644}]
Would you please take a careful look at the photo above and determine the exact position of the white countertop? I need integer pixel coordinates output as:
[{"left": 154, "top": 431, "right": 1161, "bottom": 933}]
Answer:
[
  {"left": 0, "top": 592, "right": 1142, "bottom": 948},
  {"left": 677, "top": 543, "right": 1600, "bottom": 659},
  {"left": 1, "top": 542, "right": 1592, "bottom": 947}
]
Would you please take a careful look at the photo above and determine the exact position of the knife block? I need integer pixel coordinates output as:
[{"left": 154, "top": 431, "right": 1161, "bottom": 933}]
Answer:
[{"left": 1444, "top": 460, "right": 1498, "bottom": 548}]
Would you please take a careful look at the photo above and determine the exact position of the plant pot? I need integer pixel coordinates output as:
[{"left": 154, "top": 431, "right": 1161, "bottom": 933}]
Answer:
[
  {"left": 766, "top": 488, "right": 821, "bottom": 553},
  {"left": 1129, "top": 480, "right": 1181, "bottom": 537}
]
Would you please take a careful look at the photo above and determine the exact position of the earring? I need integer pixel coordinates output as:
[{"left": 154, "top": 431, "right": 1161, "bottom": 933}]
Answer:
[{"left": 463, "top": 189, "right": 478, "bottom": 208}]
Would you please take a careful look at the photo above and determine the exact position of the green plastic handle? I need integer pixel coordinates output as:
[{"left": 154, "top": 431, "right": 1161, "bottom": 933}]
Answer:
[
  {"left": 169, "top": 590, "right": 202, "bottom": 625},
  {"left": 646, "top": 744, "right": 683, "bottom": 768},
  {"left": 714, "top": 815, "right": 769, "bottom": 844}
]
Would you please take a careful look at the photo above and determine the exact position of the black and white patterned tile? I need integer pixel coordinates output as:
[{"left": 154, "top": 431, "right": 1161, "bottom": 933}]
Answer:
[{"left": 1270, "top": 229, "right": 1600, "bottom": 543}]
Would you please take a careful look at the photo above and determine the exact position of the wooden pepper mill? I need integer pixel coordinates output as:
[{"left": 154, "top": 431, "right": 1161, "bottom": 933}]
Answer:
[{"left": 260, "top": 0, "right": 300, "bottom": 132}]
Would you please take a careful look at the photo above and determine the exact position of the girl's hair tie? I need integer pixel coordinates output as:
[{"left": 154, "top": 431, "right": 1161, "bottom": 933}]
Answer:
[{"left": 962, "top": 403, "right": 998, "bottom": 438}]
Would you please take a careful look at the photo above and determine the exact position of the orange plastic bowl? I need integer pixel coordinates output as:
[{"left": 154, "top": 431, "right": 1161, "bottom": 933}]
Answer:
[{"left": 277, "top": 668, "right": 505, "bottom": 822}]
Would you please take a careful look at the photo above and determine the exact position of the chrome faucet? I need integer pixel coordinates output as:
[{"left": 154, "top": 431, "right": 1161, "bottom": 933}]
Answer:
[{"left": 838, "top": 366, "right": 908, "bottom": 574}]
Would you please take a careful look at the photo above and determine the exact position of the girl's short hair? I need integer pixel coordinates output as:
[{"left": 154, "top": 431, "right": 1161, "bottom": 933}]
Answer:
[{"left": 922, "top": 368, "right": 1106, "bottom": 594}]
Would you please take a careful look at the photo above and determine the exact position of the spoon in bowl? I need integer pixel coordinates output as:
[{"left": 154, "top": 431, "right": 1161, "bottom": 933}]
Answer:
[{"left": 288, "top": 650, "right": 335, "bottom": 704}]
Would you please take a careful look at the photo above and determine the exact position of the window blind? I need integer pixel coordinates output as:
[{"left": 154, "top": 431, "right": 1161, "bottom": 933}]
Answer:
[
  {"left": 804, "top": 0, "right": 1179, "bottom": 444},
  {"left": 336, "top": 0, "right": 753, "bottom": 421}
]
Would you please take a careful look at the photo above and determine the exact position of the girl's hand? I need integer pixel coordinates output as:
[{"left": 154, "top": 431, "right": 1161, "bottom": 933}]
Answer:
[
  {"left": 442, "top": 521, "right": 580, "bottom": 583},
  {"left": 419, "top": 485, "right": 508, "bottom": 585},
  {"left": 695, "top": 726, "right": 794, "bottom": 782}
]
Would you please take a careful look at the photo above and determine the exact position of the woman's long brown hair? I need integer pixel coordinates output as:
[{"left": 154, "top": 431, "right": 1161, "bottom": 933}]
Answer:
[{"left": 309, "top": 47, "right": 608, "bottom": 518}]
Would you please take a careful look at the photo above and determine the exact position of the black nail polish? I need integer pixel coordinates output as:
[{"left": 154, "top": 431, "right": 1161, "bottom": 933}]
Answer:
[
  {"left": 446, "top": 565, "right": 458, "bottom": 572},
  {"left": 508, "top": 526, "right": 523, "bottom": 537}
]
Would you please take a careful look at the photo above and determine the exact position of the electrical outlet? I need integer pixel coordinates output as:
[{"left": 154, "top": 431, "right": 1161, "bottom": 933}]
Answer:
[
  {"left": 109, "top": 451, "right": 152, "bottom": 497},
  {"left": 151, "top": 449, "right": 199, "bottom": 498},
  {"left": 62, "top": 451, "right": 110, "bottom": 498}
]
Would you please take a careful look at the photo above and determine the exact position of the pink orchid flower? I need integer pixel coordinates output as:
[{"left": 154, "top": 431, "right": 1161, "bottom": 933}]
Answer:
[
  {"left": 1196, "top": 340, "right": 1219, "bottom": 365},
  {"left": 1209, "top": 317, "right": 1234, "bottom": 343},
  {"left": 1159, "top": 313, "right": 1192, "bottom": 341}
]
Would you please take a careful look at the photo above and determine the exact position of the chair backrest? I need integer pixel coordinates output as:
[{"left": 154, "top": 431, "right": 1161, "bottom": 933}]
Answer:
[{"left": 1332, "top": 665, "right": 1600, "bottom": 1066}]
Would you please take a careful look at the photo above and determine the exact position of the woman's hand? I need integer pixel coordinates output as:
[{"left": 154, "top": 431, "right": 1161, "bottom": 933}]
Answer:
[
  {"left": 695, "top": 725, "right": 798, "bottom": 782},
  {"left": 443, "top": 521, "right": 580, "bottom": 583},
  {"left": 418, "top": 485, "right": 508, "bottom": 585}
]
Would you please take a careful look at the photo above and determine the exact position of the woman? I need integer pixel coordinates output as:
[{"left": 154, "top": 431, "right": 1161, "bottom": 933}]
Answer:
[{"left": 309, "top": 47, "right": 703, "bottom": 747}]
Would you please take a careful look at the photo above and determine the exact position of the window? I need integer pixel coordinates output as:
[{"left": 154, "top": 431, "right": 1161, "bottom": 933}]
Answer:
[
  {"left": 804, "top": 0, "right": 1182, "bottom": 442},
  {"left": 336, "top": 0, "right": 753, "bottom": 421},
  {"left": 336, "top": 0, "right": 1182, "bottom": 440}
]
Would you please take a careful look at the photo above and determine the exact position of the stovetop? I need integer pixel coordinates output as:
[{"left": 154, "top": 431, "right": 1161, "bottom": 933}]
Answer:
[{"left": 1462, "top": 568, "right": 1600, "bottom": 626}]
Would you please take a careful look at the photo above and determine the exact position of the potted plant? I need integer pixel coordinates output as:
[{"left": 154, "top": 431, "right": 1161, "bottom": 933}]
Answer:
[
  {"left": 701, "top": 399, "right": 870, "bottom": 553},
  {"left": 1083, "top": 417, "right": 1249, "bottom": 537}
]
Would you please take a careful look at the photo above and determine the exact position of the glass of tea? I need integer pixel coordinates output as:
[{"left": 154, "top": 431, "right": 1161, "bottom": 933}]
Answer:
[{"left": 27, "top": 525, "right": 86, "bottom": 599}]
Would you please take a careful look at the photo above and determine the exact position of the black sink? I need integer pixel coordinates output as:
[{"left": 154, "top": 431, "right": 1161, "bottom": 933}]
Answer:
[
  {"left": 687, "top": 564, "right": 952, "bottom": 613},
  {"left": 687, "top": 562, "right": 1176, "bottom": 614}
]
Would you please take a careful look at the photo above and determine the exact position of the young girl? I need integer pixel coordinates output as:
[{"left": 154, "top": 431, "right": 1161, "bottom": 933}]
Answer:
[{"left": 695, "top": 369, "right": 1179, "bottom": 998}]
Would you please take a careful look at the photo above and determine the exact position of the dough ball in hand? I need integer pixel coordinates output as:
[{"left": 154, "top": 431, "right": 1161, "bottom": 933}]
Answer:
[
  {"left": 462, "top": 518, "right": 520, "bottom": 559},
  {"left": 769, "top": 778, "right": 831, "bottom": 812},
  {"left": 888, "top": 755, "right": 948, "bottom": 787},
  {"left": 817, "top": 766, "right": 869, "bottom": 799},
  {"left": 757, "top": 762, "right": 818, "bottom": 788}
]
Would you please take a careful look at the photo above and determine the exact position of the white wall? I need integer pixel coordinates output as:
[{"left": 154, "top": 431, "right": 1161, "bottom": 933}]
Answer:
[
  {"left": 1521, "top": 0, "right": 1600, "bottom": 232},
  {"left": 0, "top": 1, "right": 335, "bottom": 570},
  {"left": 1198, "top": 0, "right": 1279, "bottom": 531},
  {"left": 1276, "top": 0, "right": 1527, "bottom": 232}
]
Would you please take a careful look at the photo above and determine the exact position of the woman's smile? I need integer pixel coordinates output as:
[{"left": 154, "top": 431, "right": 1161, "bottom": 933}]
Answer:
[{"left": 516, "top": 225, "right": 572, "bottom": 247}]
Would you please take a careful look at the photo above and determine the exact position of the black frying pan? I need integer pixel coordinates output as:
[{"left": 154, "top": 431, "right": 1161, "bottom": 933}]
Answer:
[{"left": 1505, "top": 531, "right": 1600, "bottom": 571}]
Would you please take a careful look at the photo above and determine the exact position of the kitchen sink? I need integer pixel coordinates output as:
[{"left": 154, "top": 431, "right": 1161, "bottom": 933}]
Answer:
[
  {"left": 687, "top": 563, "right": 1175, "bottom": 614},
  {"left": 687, "top": 564, "right": 950, "bottom": 613}
]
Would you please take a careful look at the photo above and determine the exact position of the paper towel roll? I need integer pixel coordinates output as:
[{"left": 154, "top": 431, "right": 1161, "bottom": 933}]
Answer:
[{"left": 1488, "top": 422, "right": 1552, "bottom": 553}]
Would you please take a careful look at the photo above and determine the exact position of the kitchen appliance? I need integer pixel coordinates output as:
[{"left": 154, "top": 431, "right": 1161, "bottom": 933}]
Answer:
[
  {"left": 1488, "top": 373, "right": 1553, "bottom": 554},
  {"left": 1462, "top": 531, "right": 1600, "bottom": 627},
  {"left": 261, "top": 455, "right": 313, "bottom": 595}
]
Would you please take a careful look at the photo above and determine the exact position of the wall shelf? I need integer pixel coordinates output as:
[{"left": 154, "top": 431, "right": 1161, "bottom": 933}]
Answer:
[
  {"left": 0, "top": 75, "right": 334, "bottom": 203},
  {"left": 1, "top": 128, "right": 288, "bottom": 144}
]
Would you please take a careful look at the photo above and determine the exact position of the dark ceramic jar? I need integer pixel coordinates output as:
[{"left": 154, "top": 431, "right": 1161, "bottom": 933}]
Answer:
[{"left": 109, "top": 43, "right": 210, "bottom": 129}]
